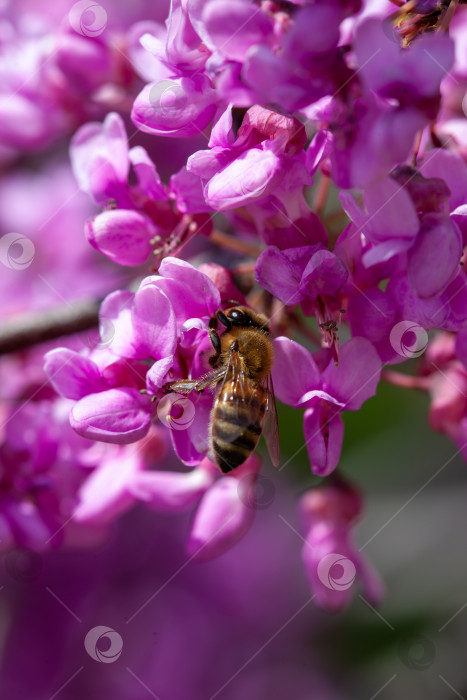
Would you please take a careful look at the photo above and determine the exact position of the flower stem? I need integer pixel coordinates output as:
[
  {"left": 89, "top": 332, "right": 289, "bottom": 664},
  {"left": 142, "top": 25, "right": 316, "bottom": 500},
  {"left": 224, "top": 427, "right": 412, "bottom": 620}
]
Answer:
[
  {"left": 440, "top": 0, "right": 459, "bottom": 33},
  {"left": 313, "top": 175, "right": 330, "bottom": 218},
  {"left": 0, "top": 300, "right": 100, "bottom": 355},
  {"left": 210, "top": 229, "right": 263, "bottom": 258},
  {"left": 382, "top": 369, "right": 431, "bottom": 390},
  {"left": 290, "top": 313, "right": 322, "bottom": 346},
  {"left": 323, "top": 208, "right": 349, "bottom": 228},
  {"left": 231, "top": 262, "right": 256, "bottom": 276},
  {"left": 411, "top": 129, "right": 423, "bottom": 165}
]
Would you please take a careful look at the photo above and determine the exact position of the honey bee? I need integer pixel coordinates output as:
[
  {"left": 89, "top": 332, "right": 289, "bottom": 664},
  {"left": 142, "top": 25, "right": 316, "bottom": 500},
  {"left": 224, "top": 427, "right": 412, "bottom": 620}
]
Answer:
[{"left": 166, "top": 306, "right": 280, "bottom": 473}]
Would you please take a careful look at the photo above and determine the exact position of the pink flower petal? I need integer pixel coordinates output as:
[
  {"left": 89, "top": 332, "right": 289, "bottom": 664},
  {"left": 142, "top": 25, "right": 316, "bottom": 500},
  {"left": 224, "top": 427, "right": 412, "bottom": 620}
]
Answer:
[
  {"left": 155, "top": 257, "right": 221, "bottom": 321},
  {"left": 363, "top": 177, "right": 419, "bottom": 243},
  {"left": 322, "top": 338, "right": 381, "bottom": 410},
  {"left": 204, "top": 146, "right": 283, "bottom": 210},
  {"left": 202, "top": 0, "right": 274, "bottom": 62},
  {"left": 168, "top": 392, "right": 213, "bottom": 466},
  {"left": 255, "top": 246, "right": 305, "bottom": 305},
  {"left": 70, "top": 112, "right": 129, "bottom": 205},
  {"left": 73, "top": 447, "right": 142, "bottom": 524},
  {"left": 170, "top": 166, "right": 214, "bottom": 213},
  {"left": 420, "top": 148, "right": 467, "bottom": 211},
  {"left": 131, "top": 74, "right": 217, "bottom": 138},
  {"left": 456, "top": 327, "right": 467, "bottom": 369},
  {"left": 86, "top": 209, "right": 155, "bottom": 266},
  {"left": 408, "top": 215, "right": 462, "bottom": 299},
  {"left": 70, "top": 388, "right": 151, "bottom": 444},
  {"left": 299, "top": 249, "right": 348, "bottom": 300},
  {"left": 128, "top": 146, "right": 167, "bottom": 200},
  {"left": 187, "top": 472, "right": 255, "bottom": 560},
  {"left": 132, "top": 284, "right": 177, "bottom": 359},
  {"left": 44, "top": 349, "right": 104, "bottom": 400},
  {"left": 99, "top": 290, "right": 136, "bottom": 359},
  {"left": 146, "top": 356, "right": 174, "bottom": 393},
  {"left": 303, "top": 408, "right": 344, "bottom": 476},
  {"left": 272, "top": 337, "right": 320, "bottom": 406},
  {"left": 129, "top": 460, "right": 215, "bottom": 511}
]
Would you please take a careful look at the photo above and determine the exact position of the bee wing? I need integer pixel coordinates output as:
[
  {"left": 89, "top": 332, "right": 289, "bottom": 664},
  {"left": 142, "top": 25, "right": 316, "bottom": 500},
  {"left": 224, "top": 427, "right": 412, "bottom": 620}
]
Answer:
[
  {"left": 223, "top": 348, "right": 255, "bottom": 418},
  {"left": 216, "top": 343, "right": 241, "bottom": 396},
  {"left": 216, "top": 347, "right": 262, "bottom": 443},
  {"left": 262, "top": 373, "right": 280, "bottom": 467}
]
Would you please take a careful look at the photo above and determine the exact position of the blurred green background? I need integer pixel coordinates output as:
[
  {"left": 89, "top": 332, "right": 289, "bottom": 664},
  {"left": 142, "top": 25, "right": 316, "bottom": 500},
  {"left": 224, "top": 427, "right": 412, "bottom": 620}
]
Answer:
[{"left": 273, "top": 364, "right": 467, "bottom": 700}]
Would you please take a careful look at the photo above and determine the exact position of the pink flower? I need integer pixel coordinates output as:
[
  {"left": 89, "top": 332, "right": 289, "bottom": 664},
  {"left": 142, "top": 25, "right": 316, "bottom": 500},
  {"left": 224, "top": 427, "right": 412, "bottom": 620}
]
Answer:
[
  {"left": 255, "top": 243, "right": 348, "bottom": 311},
  {"left": 186, "top": 455, "right": 261, "bottom": 560},
  {"left": 44, "top": 258, "right": 221, "bottom": 455},
  {"left": 0, "top": 0, "right": 165, "bottom": 162},
  {"left": 420, "top": 332, "right": 467, "bottom": 461},
  {"left": 300, "top": 480, "right": 384, "bottom": 611},
  {"left": 0, "top": 391, "right": 159, "bottom": 551},
  {"left": 5, "top": 0, "right": 467, "bottom": 621},
  {"left": 171, "top": 104, "right": 309, "bottom": 215},
  {"left": 0, "top": 481, "right": 340, "bottom": 700},
  {"left": 272, "top": 337, "right": 381, "bottom": 475},
  {"left": 132, "top": 74, "right": 218, "bottom": 138},
  {"left": 70, "top": 113, "right": 199, "bottom": 267},
  {"left": 242, "top": 2, "right": 348, "bottom": 112}
]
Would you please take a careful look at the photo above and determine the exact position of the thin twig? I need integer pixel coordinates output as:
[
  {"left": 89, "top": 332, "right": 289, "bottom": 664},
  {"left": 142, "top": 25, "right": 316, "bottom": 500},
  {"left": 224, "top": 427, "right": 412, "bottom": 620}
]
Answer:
[
  {"left": 382, "top": 369, "right": 431, "bottom": 390},
  {"left": 440, "top": 0, "right": 459, "bottom": 33},
  {"left": 289, "top": 313, "right": 322, "bottom": 347},
  {"left": 0, "top": 300, "right": 100, "bottom": 355},
  {"left": 323, "top": 208, "right": 349, "bottom": 227},
  {"left": 210, "top": 229, "right": 263, "bottom": 258},
  {"left": 313, "top": 175, "right": 330, "bottom": 218}
]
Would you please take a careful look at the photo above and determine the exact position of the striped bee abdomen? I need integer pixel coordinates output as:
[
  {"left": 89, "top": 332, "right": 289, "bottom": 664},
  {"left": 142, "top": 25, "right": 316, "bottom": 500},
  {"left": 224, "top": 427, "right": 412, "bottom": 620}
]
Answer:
[{"left": 211, "top": 381, "right": 266, "bottom": 473}]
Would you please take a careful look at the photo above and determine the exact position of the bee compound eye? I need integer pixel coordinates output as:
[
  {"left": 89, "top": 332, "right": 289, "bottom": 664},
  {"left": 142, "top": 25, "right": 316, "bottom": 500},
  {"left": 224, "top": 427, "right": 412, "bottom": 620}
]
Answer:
[{"left": 229, "top": 309, "right": 249, "bottom": 325}]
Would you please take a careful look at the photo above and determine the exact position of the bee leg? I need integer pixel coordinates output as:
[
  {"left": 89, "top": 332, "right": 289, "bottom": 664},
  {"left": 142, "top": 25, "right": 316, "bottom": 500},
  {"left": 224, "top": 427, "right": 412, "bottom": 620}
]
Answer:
[
  {"left": 162, "top": 369, "right": 225, "bottom": 397},
  {"left": 162, "top": 379, "right": 200, "bottom": 394},
  {"left": 208, "top": 310, "right": 234, "bottom": 367},
  {"left": 208, "top": 315, "right": 223, "bottom": 368},
  {"left": 216, "top": 310, "right": 231, "bottom": 330}
]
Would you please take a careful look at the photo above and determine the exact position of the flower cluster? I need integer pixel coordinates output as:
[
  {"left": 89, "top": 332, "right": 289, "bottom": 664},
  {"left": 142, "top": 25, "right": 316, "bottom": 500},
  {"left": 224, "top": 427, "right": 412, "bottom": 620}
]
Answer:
[
  {"left": 2, "top": 0, "right": 467, "bottom": 613},
  {"left": 0, "top": 0, "right": 171, "bottom": 163}
]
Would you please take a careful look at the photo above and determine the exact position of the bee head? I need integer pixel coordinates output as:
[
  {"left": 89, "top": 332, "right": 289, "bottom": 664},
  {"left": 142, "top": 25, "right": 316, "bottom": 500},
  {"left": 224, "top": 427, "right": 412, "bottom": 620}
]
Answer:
[{"left": 225, "top": 306, "right": 270, "bottom": 334}]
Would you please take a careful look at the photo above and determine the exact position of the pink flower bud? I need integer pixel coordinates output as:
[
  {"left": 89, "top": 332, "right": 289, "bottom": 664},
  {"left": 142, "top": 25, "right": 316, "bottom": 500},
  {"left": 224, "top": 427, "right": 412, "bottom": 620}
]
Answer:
[
  {"left": 86, "top": 209, "right": 156, "bottom": 266},
  {"left": 299, "top": 481, "right": 383, "bottom": 611},
  {"left": 187, "top": 457, "right": 261, "bottom": 561}
]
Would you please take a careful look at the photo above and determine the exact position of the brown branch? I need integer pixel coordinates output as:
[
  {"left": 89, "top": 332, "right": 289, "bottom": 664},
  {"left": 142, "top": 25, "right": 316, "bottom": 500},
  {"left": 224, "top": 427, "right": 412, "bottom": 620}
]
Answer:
[
  {"left": 210, "top": 229, "right": 263, "bottom": 257},
  {"left": 313, "top": 175, "right": 330, "bottom": 218},
  {"left": 381, "top": 369, "right": 431, "bottom": 391},
  {"left": 0, "top": 300, "right": 100, "bottom": 355},
  {"left": 440, "top": 0, "right": 459, "bottom": 32}
]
